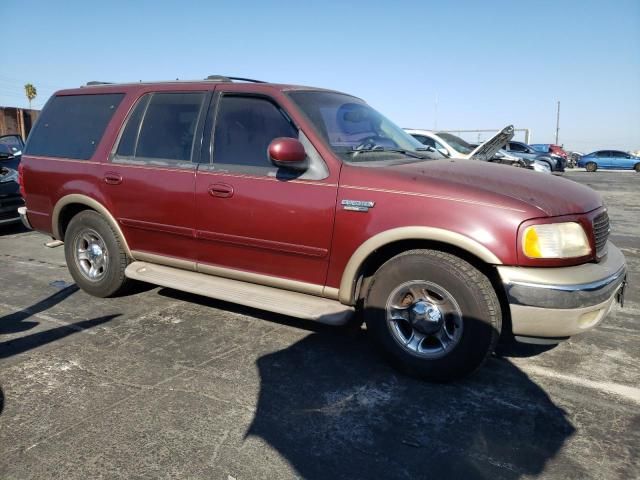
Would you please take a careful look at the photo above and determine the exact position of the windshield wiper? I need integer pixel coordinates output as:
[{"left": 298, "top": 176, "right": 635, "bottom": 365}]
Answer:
[{"left": 347, "top": 148, "right": 427, "bottom": 159}]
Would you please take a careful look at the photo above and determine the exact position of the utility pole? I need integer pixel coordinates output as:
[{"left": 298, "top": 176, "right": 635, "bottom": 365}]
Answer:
[
  {"left": 555, "top": 100, "right": 560, "bottom": 145},
  {"left": 434, "top": 94, "right": 438, "bottom": 130}
]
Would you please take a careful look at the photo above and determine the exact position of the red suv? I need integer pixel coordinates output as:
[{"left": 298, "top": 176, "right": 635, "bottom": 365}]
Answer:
[{"left": 19, "top": 76, "right": 627, "bottom": 381}]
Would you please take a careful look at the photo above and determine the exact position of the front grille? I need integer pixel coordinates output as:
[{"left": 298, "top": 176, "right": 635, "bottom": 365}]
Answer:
[{"left": 593, "top": 211, "right": 610, "bottom": 257}]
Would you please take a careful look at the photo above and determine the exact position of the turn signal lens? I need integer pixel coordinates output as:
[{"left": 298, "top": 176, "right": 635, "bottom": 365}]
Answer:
[{"left": 522, "top": 222, "right": 591, "bottom": 259}]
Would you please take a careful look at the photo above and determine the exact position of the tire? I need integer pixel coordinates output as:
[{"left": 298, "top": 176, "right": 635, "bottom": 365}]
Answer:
[
  {"left": 586, "top": 162, "right": 598, "bottom": 172},
  {"left": 634, "top": 163, "right": 640, "bottom": 173},
  {"left": 64, "top": 210, "right": 131, "bottom": 297},
  {"left": 542, "top": 160, "right": 553, "bottom": 171},
  {"left": 363, "top": 249, "right": 501, "bottom": 382}
]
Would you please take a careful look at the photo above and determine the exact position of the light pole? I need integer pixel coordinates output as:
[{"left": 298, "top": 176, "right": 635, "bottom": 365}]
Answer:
[{"left": 555, "top": 101, "right": 560, "bottom": 145}]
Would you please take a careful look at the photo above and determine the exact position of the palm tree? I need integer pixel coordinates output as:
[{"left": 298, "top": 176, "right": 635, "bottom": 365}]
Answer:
[{"left": 24, "top": 83, "right": 37, "bottom": 109}]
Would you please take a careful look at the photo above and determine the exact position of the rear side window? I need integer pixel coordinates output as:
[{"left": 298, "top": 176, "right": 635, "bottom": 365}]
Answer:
[
  {"left": 115, "top": 92, "right": 205, "bottom": 165},
  {"left": 25, "top": 94, "right": 124, "bottom": 160}
]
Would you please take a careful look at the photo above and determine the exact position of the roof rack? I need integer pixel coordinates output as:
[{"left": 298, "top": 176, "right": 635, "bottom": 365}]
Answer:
[
  {"left": 85, "top": 81, "right": 114, "bottom": 86},
  {"left": 205, "top": 75, "right": 266, "bottom": 83}
]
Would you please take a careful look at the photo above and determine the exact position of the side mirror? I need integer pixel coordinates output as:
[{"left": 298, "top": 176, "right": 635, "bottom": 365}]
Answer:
[{"left": 268, "top": 137, "right": 307, "bottom": 170}]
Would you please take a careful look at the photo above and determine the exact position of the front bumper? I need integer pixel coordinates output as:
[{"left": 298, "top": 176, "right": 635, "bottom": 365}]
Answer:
[
  {"left": 498, "top": 242, "right": 627, "bottom": 342},
  {"left": 0, "top": 194, "right": 24, "bottom": 225}
]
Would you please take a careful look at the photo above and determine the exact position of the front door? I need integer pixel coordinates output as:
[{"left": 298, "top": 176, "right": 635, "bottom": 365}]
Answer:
[
  {"left": 194, "top": 93, "right": 337, "bottom": 286},
  {"left": 103, "top": 91, "right": 208, "bottom": 262}
]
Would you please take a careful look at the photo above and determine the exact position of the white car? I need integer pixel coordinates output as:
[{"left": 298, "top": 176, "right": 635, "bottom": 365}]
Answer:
[{"left": 405, "top": 126, "right": 551, "bottom": 173}]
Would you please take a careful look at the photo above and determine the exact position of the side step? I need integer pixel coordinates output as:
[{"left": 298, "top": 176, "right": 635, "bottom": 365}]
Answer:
[{"left": 125, "top": 262, "right": 354, "bottom": 326}]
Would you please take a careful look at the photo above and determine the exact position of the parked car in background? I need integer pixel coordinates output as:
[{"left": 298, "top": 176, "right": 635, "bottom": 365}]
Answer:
[
  {"left": 567, "top": 151, "right": 583, "bottom": 168},
  {"left": 406, "top": 127, "right": 549, "bottom": 173},
  {"left": 0, "top": 166, "right": 23, "bottom": 226},
  {"left": 531, "top": 144, "right": 568, "bottom": 161},
  {"left": 0, "top": 134, "right": 24, "bottom": 225},
  {"left": 405, "top": 126, "right": 514, "bottom": 162},
  {"left": 19, "top": 77, "right": 627, "bottom": 381},
  {"left": 0, "top": 134, "right": 24, "bottom": 170},
  {"left": 503, "top": 141, "right": 565, "bottom": 172},
  {"left": 578, "top": 150, "right": 640, "bottom": 172},
  {"left": 469, "top": 145, "right": 552, "bottom": 174}
]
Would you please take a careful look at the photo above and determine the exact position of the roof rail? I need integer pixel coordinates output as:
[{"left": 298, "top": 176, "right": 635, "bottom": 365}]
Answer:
[
  {"left": 84, "top": 81, "right": 114, "bottom": 86},
  {"left": 205, "top": 75, "right": 266, "bottom": 83}
]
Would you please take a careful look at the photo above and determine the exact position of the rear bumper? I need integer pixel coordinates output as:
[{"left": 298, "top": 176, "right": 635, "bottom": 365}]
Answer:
[{"left": 498, "top": 242, "right": 627, "bottom": 341}]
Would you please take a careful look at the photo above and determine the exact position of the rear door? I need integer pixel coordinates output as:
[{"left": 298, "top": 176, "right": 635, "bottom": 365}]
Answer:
[
  {"left": 104, "top": 91, "right": 208, "bottom": 262},
  {"left": 194, "top": 91, "right": 337, "bottom": 286}
]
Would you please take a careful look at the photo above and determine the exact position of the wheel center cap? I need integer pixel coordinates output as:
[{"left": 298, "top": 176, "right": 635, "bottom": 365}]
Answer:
[
  {"left": 88, "top": 243, "right": 103, "bottom": 260},
  {"left": 410, "top": 300, "right": 442, "bottom": 334}
]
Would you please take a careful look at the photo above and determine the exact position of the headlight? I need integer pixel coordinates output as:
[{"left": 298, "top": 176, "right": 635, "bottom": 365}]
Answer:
[{"left": 522, "top": 222, "right": 591, "bottom": 259}]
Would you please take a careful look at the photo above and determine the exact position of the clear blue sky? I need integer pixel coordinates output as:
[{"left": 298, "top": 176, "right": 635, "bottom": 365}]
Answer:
[{"left": 2, "top": 0, "right": 639, "bottom": 152}]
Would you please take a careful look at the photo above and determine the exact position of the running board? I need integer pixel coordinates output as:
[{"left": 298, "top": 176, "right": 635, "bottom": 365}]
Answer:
[{"left": 125, "top": 261, "right": 353, "bottom": 325}]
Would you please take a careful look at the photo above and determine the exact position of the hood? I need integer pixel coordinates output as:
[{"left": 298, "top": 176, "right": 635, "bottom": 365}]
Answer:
[
  {"left": 468, "top": 125, "right": 515, "bottom": 161},
  {"left": 349, "top": 158, "right": 602, "bottom": 217}
]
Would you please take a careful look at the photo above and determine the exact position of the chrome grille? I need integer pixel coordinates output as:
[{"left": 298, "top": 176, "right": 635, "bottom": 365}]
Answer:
[{"left": 593, "top": 211, "right": 610, "bottom": 257}]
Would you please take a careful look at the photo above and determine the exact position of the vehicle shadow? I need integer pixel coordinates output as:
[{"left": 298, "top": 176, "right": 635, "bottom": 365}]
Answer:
[
  {"left": 0, "top": 314, "right": 120, "bottom": 360},
  {"left": 0, "top": 284, "right": 79, "bottom": 335},
  {"left": 0, "top": 284, "right": 120, "bottom": 359},
  {"left": 245, "top": 316, "right": 574, "bottom": 480}
]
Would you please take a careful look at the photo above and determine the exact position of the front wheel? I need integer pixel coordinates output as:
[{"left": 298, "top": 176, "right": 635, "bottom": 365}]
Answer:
[
  {"left": 634, "top": 163, "right": 640, "bottom": 173},
  {"left": 586, "top": 162, "right": 598, "bottom": 172},
  {"left": 364, "top": 250, "right": 501, "bottom": 382}
]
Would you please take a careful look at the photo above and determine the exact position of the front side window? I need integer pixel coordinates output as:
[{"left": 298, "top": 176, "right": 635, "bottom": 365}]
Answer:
[
  {"left": 115, "top": 92, "right": 205, "bottom": 165},
  {"left": 509, "top": 142, "right": 526, "bottom": 152},
  {"left": 212, "top": 95, "right": 298, "bottom": 170},
  {"left": 25, "top": 93, "right": 124, "bottom": 160},
  {"left": 288, "top": 91, "right": 432, "bottom": 164}
]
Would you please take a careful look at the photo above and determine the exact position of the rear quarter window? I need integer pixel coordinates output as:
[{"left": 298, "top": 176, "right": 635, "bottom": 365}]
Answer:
[{"left": 25, "top": 93, "right": 124, "bottom": 160}]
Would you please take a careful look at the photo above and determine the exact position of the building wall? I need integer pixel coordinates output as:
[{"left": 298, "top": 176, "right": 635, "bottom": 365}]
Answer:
[{"left": 0, "top": 107, "right": 40, "bottom": 139}]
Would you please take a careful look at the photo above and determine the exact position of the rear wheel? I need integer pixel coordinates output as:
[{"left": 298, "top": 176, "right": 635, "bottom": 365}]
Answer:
[
  {"left": 363, "top": 249, "right": 501, "bottom": 382},
  {"left": 64, "top": 210, "right": 131, "bottom": 297},
  {"left": 634, "top": 163, "right": 640, "bottom": 173}
]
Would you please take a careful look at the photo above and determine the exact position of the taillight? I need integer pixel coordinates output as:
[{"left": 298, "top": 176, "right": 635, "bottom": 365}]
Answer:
[{"left": 18, "top": 162, "right": 26, "bottom": 197}]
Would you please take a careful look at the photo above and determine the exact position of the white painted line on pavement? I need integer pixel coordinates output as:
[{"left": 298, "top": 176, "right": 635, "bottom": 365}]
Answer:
[{"left": 525, "top": 365, "right": 640, "bottom": 405}]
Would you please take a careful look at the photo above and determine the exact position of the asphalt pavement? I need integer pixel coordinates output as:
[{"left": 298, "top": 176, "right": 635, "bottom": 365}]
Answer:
[{"left": 0, "top": 170, "right": 638, "bottom": 479}]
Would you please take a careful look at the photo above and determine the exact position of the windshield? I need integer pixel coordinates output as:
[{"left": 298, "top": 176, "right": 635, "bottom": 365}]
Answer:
[
  {"left": 0, "top": 135, "right": 24, "bottom": 152},
  {"left": 435, "top": 132, "right": 474, "bottom": 155},
  {"left": 287, "top": 91, "right": 434, "bottom": 163}
]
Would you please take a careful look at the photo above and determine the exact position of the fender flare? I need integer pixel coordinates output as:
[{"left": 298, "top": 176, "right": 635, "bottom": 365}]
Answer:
[
  {"left": 52, "top": 194, "right": 132, "bottom": 257},
  {"left": 338, "top": 226, "right": 502, "bottom": 305}
]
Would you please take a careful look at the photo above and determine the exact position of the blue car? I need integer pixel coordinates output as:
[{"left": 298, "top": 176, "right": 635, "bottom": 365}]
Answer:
[{"left": 578, "top": 150, "right": 640, "bottom": 172}]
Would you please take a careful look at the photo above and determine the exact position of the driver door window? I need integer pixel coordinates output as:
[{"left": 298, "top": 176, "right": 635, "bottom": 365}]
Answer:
[{"left": 211, "top": 96, "right": 298, "bottom": 175}]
